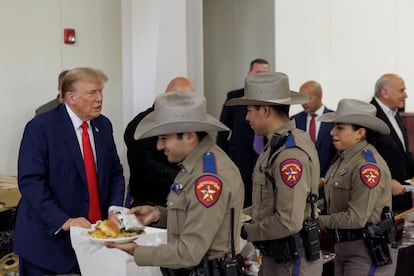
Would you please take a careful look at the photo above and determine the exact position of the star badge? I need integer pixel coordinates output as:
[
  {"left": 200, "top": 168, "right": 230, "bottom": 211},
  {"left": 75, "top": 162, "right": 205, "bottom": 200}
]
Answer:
[
  {"left": 360, "top": 164, "right": 380, "bottom": 188},
  {"left": 195, "top": 175, "right": 222, "bottom": 208},
  {"left": 280, "top": 159, "right": 303, "bottom": 187}
]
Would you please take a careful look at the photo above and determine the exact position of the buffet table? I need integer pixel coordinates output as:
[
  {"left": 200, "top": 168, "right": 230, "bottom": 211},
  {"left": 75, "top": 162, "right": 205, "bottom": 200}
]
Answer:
[
  {"left": 395, "top": 211, "right": 414, "bottom": 276},
  {"left": 70, "top": 226, "right": 167, "bottom": 276}
]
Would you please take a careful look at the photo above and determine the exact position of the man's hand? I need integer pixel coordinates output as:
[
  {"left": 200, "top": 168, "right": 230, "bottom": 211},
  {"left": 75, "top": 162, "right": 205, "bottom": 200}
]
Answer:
[
  {"left": 391, "top": 179, "right": 406, "bottom": 196},
  {"left": 62, "top": 217, "right": 91, "bottom": 231},
  {"left": 108, "top": 210, "right": 121, "bottom": 227},
  {"left": 128, "top": 205, "right": 161, "bottom": 225},
  {"left": 106, "top": 241, "right": 138, "bottom": 256}
]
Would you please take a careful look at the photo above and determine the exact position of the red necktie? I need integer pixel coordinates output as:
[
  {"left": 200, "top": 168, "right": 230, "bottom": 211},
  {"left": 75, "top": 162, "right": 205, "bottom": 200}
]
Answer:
[
  {"left": 81, "top": 122, "right": 101, "bottom": 223},
  {"left": 309, "top": 113, "right": 317, "bottom": 144}
]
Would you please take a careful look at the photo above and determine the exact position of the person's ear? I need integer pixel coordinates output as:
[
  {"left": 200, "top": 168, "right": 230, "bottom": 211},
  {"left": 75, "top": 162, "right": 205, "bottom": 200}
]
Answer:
[
  {"left": 66, "top": 91, "right": 76, "bottom": 105},
  {"left": 381, "top": 88, "right": 389, "bottom": 99},
  {"left": 356, "top": 128, "right": 366, "bottom": 140},
  {"left": 184, "top": 132, "right": 197, "bottom": 143}
]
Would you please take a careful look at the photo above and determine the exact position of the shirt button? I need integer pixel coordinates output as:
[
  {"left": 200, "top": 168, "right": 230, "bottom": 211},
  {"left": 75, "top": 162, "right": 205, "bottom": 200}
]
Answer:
[{"left": 334, "top": 182, "right": 338, "bottom": 186}]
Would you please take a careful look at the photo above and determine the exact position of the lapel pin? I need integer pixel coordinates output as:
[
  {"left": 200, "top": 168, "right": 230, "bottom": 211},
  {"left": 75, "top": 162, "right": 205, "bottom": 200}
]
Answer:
[
  {"left": 95, "top": 127, "right": 99, "bottom": 133},
  {"left": 171, "top": 182, "right": 183, "bottom": 194}
]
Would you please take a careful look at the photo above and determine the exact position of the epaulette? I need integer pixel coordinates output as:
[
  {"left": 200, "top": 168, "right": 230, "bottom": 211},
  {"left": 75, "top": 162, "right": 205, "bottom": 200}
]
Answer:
[
  {"left": 284, "top": 132, "right": 296, "bottom": 148},
  {"left": 202, "top": 152, "right": 217, "bottom": 173},
  {"left": 362, "top": 149, "right": 376, "bottom": 163}
]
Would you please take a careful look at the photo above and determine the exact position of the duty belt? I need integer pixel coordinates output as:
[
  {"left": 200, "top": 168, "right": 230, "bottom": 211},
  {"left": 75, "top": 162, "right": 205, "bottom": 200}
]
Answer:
[{"left": 327, "top": 228, "right": 364, "bottom": 243}]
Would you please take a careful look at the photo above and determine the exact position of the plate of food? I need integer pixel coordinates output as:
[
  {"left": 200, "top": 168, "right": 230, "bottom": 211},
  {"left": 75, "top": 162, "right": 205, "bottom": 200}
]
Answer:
[
  {"left": 241, "top": 213, "right": 252, "bottom": 223},
  {"left": 86, "top": 220, "right": 143, "bottom": 244}
]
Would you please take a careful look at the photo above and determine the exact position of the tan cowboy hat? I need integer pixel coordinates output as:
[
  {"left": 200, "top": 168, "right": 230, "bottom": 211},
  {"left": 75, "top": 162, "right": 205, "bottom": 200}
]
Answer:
[
  {"left": 134, "top": 91, "right": 229, "bottom": 140},
  {"left": 318, "top": 99, "right": 390, "bottom": 134},
  {"left": 225, "top": 72, "right": 309, "bottom": 106}
]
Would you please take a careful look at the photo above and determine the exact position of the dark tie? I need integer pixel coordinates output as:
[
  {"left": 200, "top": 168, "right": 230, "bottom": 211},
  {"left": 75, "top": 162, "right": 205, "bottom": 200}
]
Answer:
[
  {"left": 81, "top": 122, "right": 101, "bottom": 223},
  {"left": 309, "top": 113, "right": 317, "bottom": 143}
]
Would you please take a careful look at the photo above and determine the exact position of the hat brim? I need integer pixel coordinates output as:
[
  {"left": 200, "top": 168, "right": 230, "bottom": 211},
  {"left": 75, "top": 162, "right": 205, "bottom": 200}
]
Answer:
[
  {"left": 134, "top": 112, "right": 229, "bottom": 140},
  {"left": 225, "top": 91, "right": 308, "bottom": 106},
  {"left": 319, "top": 113, "right": 390, "bottom": 135}
]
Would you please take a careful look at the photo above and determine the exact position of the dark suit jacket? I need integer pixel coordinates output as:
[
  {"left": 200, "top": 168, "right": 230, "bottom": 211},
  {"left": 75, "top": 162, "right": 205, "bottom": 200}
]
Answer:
[
  {"left": 14, "top": 104, "right": 125, "bottom": 272},
  {"left": 216, "top": 88, "right": 258, "bottom": 207},
  {"left": 370, "top": 98, "right": 414, "bottom": 212},
  {"left": 124, "top": 106, "right": 180, "bottom": 207},
  {"left": 292, "top": 107, "right": 336, "bottom": 179}
]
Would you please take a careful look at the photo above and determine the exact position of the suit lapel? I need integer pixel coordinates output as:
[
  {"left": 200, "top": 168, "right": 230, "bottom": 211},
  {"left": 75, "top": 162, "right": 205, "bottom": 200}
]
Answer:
[
  {"left": 58, "top": 105, "right": 87, "bottom": 185},
  {"left": 296, "top": 112, "right": 307, "bottom": 130},
  {"left": 372, "top": 99, "right": 406, "bottom": 152},
  {"left": 90, "top": 119, "right": 103, "bottom": 191},
  {"left": 395, "top": 113, "right": 409, "bottom": 148}
]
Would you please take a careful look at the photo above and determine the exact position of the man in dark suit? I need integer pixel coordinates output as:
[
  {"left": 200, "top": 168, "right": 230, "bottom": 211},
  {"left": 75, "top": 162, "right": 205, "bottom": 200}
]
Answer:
[
  {"left": 370, "top": 73, "right": 414, "bottom": 213},
  {"left": 216, "top": 58, "right": 269, "bottom": 207},
  {"left": 124, "top": 77, "right": 194, "bottom": 207},
  {"left": 15, "top": 67, "right": 125, "bottom": 275},
  {"left": 292, "top": 80, "right": 336, "bottom": 177},
  {"left": 291, "top": 80, "right": 336, "bottom": 199}
]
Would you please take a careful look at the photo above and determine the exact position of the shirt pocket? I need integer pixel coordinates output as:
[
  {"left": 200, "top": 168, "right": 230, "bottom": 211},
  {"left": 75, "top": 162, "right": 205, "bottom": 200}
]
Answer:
[
  {"left": 167, "top": 196, "right": 187, "bottom": 235},
  {"left": 256, "top": 170, "right": 274, "bottom": 204},
  {"left": 330, "top": 180, "right": 350, "bottom": 210}
]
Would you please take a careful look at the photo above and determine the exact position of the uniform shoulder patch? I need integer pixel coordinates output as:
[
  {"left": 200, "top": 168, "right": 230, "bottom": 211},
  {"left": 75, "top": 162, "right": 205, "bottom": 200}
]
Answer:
[
  {"left": 360, "top": 164, "right": 381, "bottom": 188},
  {"left": 195, "top": 175, "right": 222, "bottom": 208},
  {"left": 280, "top": 159, "right": 302, "bottom": 187}
]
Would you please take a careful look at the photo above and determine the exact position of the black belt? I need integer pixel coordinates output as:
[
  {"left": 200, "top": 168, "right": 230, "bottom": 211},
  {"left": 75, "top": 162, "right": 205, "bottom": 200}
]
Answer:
[
  {"left": 160, "top": 257, "right": 226, "bottom": 276},
  {"left": 327, "top": 228, "right": 364, "bottom": 243}
]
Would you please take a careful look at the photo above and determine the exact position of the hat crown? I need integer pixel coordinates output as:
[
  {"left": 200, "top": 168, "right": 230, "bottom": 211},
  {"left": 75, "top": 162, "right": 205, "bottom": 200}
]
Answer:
[
  {"left": 244, "top": 72, "right": 291, "bottom": 102},
  {"left": 336, "top": 99, "right": 376, "bottom": 119},
  {"left": 318, "top": 98, "right": 390, "bottom": 135},
  {"left": 154, "top": 92, "right": 207, "bottom": 123}
]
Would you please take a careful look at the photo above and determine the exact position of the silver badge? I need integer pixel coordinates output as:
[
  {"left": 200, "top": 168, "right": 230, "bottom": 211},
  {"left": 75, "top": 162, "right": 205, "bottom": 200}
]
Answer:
[{"left": 340, "top": 168, "right": 348, "bottom": 176}]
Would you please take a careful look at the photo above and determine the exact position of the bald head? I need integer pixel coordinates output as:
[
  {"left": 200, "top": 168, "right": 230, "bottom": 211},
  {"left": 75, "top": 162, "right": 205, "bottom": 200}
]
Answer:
[
  {"left": 374, "top": 73, "right": 407, "bottom": 110},
  {"left": 299, "top": 80, "right": 323, "bottom": 113},
  {"left": 165, "top": 77, "right": 195, "bottom": 93}
]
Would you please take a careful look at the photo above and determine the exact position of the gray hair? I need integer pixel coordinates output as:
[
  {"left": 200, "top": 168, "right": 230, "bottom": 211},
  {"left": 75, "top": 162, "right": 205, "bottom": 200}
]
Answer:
[{"left": 374, "top": 75, "right": 390, "bottom": 97}]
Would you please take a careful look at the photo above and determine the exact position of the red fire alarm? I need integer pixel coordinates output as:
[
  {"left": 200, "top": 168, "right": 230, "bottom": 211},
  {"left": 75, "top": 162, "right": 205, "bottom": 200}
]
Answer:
[{"left": 64, "top": 28, "right": 76, "bottom": 44}]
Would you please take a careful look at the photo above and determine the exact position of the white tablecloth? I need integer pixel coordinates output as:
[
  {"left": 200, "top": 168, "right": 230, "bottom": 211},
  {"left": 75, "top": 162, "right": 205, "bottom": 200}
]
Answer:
[{"left": 70, "top": 226, "right": 167, "bottom": 276}]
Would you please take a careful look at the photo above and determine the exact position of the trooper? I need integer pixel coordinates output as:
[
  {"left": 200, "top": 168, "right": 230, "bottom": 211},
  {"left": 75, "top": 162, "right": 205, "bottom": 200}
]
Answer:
[
  {"left": 226, "top": 72, "right": 323, "bottom": 275},
  {"left": 107, "top": 91, "right": 245, "bottom": 276},
  {"left": 318, "top": 99, "right": 398, "bottom": 276}
]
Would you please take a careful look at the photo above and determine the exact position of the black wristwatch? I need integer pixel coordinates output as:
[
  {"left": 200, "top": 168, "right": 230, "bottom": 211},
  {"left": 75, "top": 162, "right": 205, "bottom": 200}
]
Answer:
[{"left": 240, "top": 225, "right": 248, "bottom": 240}]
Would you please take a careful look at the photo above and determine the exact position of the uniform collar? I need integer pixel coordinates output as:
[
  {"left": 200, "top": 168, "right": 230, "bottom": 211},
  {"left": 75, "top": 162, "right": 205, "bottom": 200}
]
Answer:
[
  {"left": 266, "top": 119, "right": 296, "bottom": 142},
  {"left": 180, "top": 135, "right": 215, "bottom": 174},
  {"left": 339, "top": 140, "right": 368, "bottom": 161}
]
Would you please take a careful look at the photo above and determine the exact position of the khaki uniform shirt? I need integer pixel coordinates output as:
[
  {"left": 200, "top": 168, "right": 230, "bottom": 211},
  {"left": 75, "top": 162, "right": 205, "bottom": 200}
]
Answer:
[
  {"left": 35, "top": 96, "right": 61, "bottom": 116},
  {"left": 244, "top": 120, "right": 320, "bottom": 241},
  {"left": 319, "top": 140, "right": 392, "bottom": 228},
  {"left": 134, "top": 135, "right": 244, "bottom": 269}
]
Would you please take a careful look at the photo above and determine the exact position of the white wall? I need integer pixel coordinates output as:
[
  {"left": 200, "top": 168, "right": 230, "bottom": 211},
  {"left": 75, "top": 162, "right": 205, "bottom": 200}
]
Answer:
[
  {"left": 0, "top": 0, "right": 122, "bottom": 175},
  {"left": 275, "top": 0, "right": 414, "bottom": 116},
  {"left": 120, "top": 0, "right": 203, "bottom": 180},
  {"left": 203, "top": 0, "right": 414, "bottom": 118}
]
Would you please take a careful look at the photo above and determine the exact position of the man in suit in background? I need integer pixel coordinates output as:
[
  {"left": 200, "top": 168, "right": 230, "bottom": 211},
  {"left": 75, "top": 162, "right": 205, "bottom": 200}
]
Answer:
[
  {"left": 291, "top": 80, "right": 336, "bottom": 198},
  {"left": 124, "top": 77, "right": 195, "bottom": 208},
  {"left": 217, "top": 58, "right": 269, "bottom": 207},
  {"left": 15, "top": 67, "right": 125, "bottom": 275},
  {"left": 35, "top": 69, "right": 69, "bottom": 116},
  {"left": 370, "top": 73, "right": 414, "bottom": 213}
]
